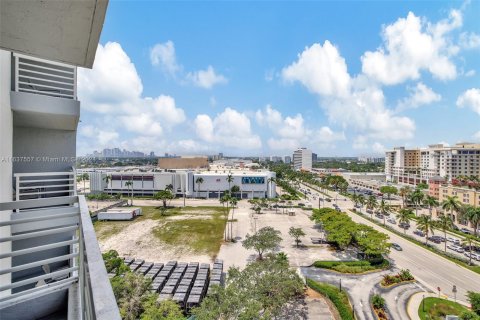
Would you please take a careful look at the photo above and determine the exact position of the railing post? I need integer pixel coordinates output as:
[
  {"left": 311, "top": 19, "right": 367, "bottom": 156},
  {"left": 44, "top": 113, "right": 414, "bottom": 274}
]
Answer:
[
  {"left": 78, "top": 207, "right": 85, "bottom": 319},
  {"left": 14, "top": 54, "right": 19, "bottom": 92}
]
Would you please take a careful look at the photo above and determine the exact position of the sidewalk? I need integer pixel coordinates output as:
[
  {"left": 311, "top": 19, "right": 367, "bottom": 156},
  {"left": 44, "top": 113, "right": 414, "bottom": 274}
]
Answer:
[{"left": 407, "top": 292, "right": 436, "bottom": 320}]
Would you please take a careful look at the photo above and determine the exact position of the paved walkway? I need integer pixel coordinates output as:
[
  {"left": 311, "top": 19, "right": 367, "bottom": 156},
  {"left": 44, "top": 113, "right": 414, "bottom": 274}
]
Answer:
[{"left": 407, "top": 292, "right": 437, "bottom": 320}]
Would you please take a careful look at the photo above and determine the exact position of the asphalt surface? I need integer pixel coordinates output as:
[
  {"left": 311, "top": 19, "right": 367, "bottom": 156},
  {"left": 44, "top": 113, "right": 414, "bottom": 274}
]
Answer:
[{"left": 301, "top": 184, "right": 480, "bottom": 303}]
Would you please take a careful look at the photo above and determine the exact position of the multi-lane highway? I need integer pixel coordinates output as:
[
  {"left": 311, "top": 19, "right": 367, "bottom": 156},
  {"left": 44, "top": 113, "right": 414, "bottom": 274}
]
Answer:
[{"left": 301, "top": 183, "right": 480, "bottom": 303}]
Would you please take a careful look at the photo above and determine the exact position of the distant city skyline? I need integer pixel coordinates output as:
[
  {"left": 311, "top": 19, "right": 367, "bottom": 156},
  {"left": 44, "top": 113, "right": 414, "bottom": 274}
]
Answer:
[{"left": 77, "top": 1, "right": 479, "bottom": 157}]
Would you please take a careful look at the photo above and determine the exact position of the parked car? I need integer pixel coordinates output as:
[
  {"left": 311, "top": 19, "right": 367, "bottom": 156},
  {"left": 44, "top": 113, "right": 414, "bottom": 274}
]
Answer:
[
  {"left": 414, "top": 229, "right": 425, "bottom": 237},
  {"left": 447, "top": 237, "right": 456, "bottom": 243},
  {"left": 460, "top": 228, "right": 472, "bottom": 235},
  {"left": 375, "top": 214, "right": 384, "bottom": 219},
  {"left": 455, "top": 247, "right": 465, "bottom": 253},
  {"left": 399, "top": 222, "right": 410, "bottom": 230},
  {"left": 428, "top": 236, "right": 442, "bottom": 244},
  {"left": 392, "top": 243, "right": 402, "bottom": 251},
  {"left": 325, "top": 198, "right": 332, "bottom": 202},
  {"left": 387, "top": 218, "right": 396, "bottom": 224},
  {"left": 447, "top": 244, "right": 456, "bottom": 250},
  {"left": 430, "top": 235, "right": 445, "bottom": 242}
]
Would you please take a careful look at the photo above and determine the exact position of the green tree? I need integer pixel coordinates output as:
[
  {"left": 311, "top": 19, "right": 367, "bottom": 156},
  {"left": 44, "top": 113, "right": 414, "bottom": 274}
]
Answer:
[
  {"left": 102, "top": 250, "right": 129, "bottom": 275},
  {"left": 191, "top": 257, "right": 303, "bottom": 319},
  {"left": 410, "top": 189, "right": 425, "bottom": 216},
  {"left": 195, "top": 177, "right": 204, "bottom": 198},
  {"left": 423, "top": 195, "right": 439, "bottom": 217},
  {"left": 436, "top": 214, "right": 453, "bottom": 252},
  {"left": 366, "top": 195, "right": 378, "bottom": 219},
  {"left": 242, "top": 226, "right": 282, "bottom": 260},
  {"left": 396, "top": 208, "right": 414, "bottom": 234},
  {"left": 379, "top": 186, "right": 398, "bottom": 201},
  {"left": 154, "top": 189, "right": 174, "bottom": 208},
  {"left": 378, "top": 199, "right": 390, "bottom": 225},
  {"left": 463, "top": 235, "right": 476, "bottom": 265},
  {"left": 441, "top": 195, "right": 462, "bottom": 223},
  {"left": 416, "top": 182, "right": 429, "bottom": 190},
  {"left": 125, "top": 180, "right": 133, "bottom": 206},
  {"left": 399, "top": 186, "right": 412, "bottom": 208},
  {"left": 417, "top": 215, "right": 435, "bottom": 245},
  {"left": 103, "top": 174, "right": 112, "bottom": 191},
  {"left": 467, "top": 291, "right": 480, "bottom": 315},
  {"left": 141, "top": 298, "right": 185, "bottom": 320},
  {"left": 231, "top": 184, "right": 241, "bottom": 198},
  {"left": 113, "top": 272, "right": 152, "bottom": 320},
  {"left": 357, "top": 194, "right": 366, "bottom": 213},
  {"left": 221, "top": 193, "right": 231, "bottom": 241},
  {"left": 226, "top": 173, "right": 234, "bottom": 191},
  {"left": 229, "top": 197, "right": 238, "bottom": 241},
  {"left": 288, "top": 226, "right": 306, "bottom": 247},
  {"left": 463, "top": 206, "right": 480, "bottom": 237}
]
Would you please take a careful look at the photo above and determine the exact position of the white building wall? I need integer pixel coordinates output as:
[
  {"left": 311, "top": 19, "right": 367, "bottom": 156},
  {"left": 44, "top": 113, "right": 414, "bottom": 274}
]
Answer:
[{"left": 0, "top": 50, "right": 13, "bottom": 296}]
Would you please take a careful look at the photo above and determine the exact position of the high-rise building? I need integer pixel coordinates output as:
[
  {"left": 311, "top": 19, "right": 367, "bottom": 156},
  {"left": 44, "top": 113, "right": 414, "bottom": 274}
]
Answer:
[
  {"left": 284, "top": 155, "right": 292, "bottom": 164},
  {"left": 0, "top": 2, "right": 118, "bottom": 318},
  {"left": 312, "top": 153, "right": 318, "bottom": 163},
  {"left": 385, "top": 143, "right": 480, "bottom": 185},
  {"left": 293, "top": 148, "right": 312, "bottom": 171}
]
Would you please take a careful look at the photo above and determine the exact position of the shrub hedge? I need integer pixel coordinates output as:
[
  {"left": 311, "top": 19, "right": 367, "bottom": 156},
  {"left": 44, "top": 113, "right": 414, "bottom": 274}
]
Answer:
[
  {"left": 307, "top": 279, "right": 354, "bottom": 320},
  {"left": 313, "top": 259, "right": 390, "bottom": 274}
]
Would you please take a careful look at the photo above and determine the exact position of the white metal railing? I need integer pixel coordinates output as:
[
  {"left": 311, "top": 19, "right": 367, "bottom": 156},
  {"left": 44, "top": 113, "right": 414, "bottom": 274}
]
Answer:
[
  {"left": 13, "top": 53, "right": 77, "bottom": 100},
  {"left": 0, "top": 195, "right": 120, "bottom": 319},
  {"left": 14, "top": 171, "right": 76, "bottom": 202}
]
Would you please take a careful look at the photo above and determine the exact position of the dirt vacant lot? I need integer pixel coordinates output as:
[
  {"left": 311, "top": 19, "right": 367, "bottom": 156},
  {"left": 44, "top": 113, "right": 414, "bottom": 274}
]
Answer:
[{"left": 94, "top": 206, "right": 228, "bottom": 263}]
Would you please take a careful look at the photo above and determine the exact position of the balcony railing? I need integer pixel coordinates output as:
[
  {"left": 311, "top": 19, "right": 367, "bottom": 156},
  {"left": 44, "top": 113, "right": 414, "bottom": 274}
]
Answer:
[
  {"left": 13, "top": 53, "right": 77, "bottom": 100},
  {"left": 14, "top": 171, "right": 76, "bottom": 202},
  {"left": 0, "top": 195, "right": 120, "bottom": 319}
]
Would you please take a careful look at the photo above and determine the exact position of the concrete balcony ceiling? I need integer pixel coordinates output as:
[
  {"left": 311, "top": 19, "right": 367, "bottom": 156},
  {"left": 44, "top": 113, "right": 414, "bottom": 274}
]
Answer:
[{"left": 0, "top": 0, "right": 108, "bottom": 68}]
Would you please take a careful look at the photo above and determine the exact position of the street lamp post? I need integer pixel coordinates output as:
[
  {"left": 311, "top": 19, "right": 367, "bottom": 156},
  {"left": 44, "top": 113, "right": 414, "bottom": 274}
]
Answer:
[
  {"left": 339, "top": 278, "right": 342, "bottom": 292},
  {"left": 422, "top": 294, "right": 425, "bottom": 312}
]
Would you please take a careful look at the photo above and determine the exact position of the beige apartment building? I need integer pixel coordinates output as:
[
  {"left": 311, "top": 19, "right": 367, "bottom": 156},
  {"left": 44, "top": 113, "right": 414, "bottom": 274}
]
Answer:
[
  {"left": 386, "top": 143, "right": 480, "bottom": 186},
  {"left": 437, "top": 185, "right": 480, "bottom": 226}
]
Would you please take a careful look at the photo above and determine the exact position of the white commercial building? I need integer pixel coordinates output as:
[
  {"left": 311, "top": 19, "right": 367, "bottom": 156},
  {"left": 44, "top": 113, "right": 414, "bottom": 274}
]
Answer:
[
  {"left": 89, "top": 169, "right": 276, "bottom": 199},
  {"left": 293, "top": 148, "right": 312, "bottom": 171}
]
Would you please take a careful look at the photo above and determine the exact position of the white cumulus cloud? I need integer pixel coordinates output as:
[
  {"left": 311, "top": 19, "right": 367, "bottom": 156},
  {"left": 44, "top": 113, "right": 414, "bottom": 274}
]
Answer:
[
  {"left": 396, "top": 82, "right": 441, "bottom": 111},
  {"left": 150, "top": 40, "right": 181, "bottom": 76},
  {"left": 456, "top": 88, "right": 480, "bottom": 115},
  {"left": 194, "top": 108, "right": 262, "bottom": 149},
  {"left": 186, "top": 65, "right": 228, "bottom": 89},
  {"left": 361, "top": 10, "right": 461, "bottom": 85}
]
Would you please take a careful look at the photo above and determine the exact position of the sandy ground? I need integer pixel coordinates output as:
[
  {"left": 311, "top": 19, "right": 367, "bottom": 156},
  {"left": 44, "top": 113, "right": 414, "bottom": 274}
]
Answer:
[
  {"left": 97, "top": 207, "right": 216, "bottom": 264},
  {"left": 217, "top": 200, "right": 354, "bottom": 270}
]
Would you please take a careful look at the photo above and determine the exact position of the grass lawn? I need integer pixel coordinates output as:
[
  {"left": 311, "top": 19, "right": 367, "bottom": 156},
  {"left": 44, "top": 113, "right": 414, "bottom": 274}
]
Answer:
[
  {"left": 418, "top": 297, "right": 469, "bottom": 320},
  {"left": 94, "top": 206, "right": 228, "bottom": 257}
]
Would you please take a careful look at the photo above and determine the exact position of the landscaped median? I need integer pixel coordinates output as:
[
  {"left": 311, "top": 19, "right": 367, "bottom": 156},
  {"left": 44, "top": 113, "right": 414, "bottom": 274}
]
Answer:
[
  {"left": 418, "top": 297, "right": 472, "bottom": 320},
  {"left": 380, "top": 269, "right": 415, "bottom": 287},
  {"left": 313, "top": 259, "right": 390, "bottom": 274},
  {"left": 306, "top": 278, "right": 355, "bottom": 320},
  {"left": 349, "top": 209, "right": 480, "bottom": 275}
]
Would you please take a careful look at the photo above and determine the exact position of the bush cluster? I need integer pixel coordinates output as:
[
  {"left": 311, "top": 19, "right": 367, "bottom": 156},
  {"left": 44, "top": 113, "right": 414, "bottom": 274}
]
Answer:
[
  {"left": 313, "top": 260, "right": 389, "bottom": 274},
  {"left": 306, "top": 279, "right": 354, "bottom": 320},
  {"left": 381, "top": 269, "right": 414, "bottom": 286}
]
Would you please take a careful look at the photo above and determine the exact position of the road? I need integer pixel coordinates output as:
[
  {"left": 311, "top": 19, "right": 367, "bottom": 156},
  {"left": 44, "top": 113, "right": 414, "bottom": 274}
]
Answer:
[{"left": 301, "top": 183, "right": 480, "bottom": 303}]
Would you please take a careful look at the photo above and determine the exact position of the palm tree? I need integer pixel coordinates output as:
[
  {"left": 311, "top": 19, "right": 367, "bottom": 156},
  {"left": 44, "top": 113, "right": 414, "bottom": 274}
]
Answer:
[
  {"left": 226, "top": 173, "right": 234, "bottom": 191},
  {"left": 399, "top": 186, "right": 411, "bottom": 208},
  {"left": 396, "top": 208, "right": 414, "bottom": 234},
  {"left": 357, "top": 194, "right": 366, "bottom": 213},
  {"left": 229, "top": 197, "right": 238, "bottom": 241},
  {"left": 124, "top": 180, "right": 133, "bottom": 206},
  {"left": 410, "top": 190, "right": 424, "bottom": 216},
  {"left": 417, "top": 215, "right": 435, "bottom": 245},
  {"left": 366, "top": 195, "right": 378, "bottom": 219},
  {"left": 231, "top": 185, "right": 240, "bottom": 199},
  {"left": 378, "top": 199, "right": 390, "bottom": 225},
  {"left": 221, "top": 194, "right": 231, "bottom": 241},
  {"left": 463, "top": 206, "right": 480, "bottom": 237},
  {"left": 441, "top": 195, "right": 461, "bottom": 223},
  {"left": 195, "top": 177, "right": 204, "bottom": 198},
  {"left": 103, "top": 174, "right": 112, "bottom": 192},
  {"left": 436, "top": 215, "right": 453, "bottom": 252},
  {"left": 423, "top": 196, "right": 439, "bottom": 217},
  {"left": 462, "top": 235, "right": 476, "bottom": 265}
]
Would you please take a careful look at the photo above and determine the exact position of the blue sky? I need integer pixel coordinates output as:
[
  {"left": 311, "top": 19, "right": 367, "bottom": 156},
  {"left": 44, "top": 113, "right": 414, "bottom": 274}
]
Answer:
[{"left": 77, "top": 0, "right": 480, "bottom": 157}]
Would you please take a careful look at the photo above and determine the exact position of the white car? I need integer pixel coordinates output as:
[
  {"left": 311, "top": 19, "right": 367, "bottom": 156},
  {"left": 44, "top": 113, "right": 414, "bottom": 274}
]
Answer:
[
  {"left": 447, "top": 237, "right": 456, "bottom": 243},
  {"left": 447, "top": 244, "right": 456, "bottom": 250},
  {"left": 456, "top": 247, "right": 465, "bottom": 253}
]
